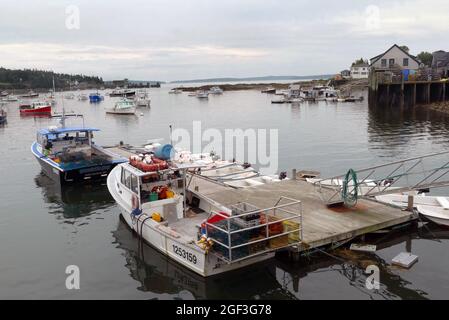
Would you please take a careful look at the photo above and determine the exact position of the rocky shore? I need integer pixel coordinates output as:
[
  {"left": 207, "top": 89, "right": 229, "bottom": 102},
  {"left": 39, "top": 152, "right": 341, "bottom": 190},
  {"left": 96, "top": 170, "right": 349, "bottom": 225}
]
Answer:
[
  {"left": 174, "top": 78, "right": 368, "bottom": 92},
  {"left": 424, "top": 101, "right": 449, "bottom": 114},
  {"left": 174, "top": 79, "right": 330, "bottom": 92}
]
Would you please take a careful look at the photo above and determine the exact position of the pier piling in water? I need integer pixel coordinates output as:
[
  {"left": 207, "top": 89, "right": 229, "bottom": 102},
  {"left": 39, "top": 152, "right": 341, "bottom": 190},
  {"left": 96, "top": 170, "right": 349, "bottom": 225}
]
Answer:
[{"left": 369, "top": 70, "right": 449, "bottom": 107}]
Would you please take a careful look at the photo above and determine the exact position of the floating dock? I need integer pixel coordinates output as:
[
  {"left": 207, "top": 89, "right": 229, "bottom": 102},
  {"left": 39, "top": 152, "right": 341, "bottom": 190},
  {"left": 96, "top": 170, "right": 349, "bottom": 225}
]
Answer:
[
  {"left": 188, "top": 176, "right": 417, "bottom": 253},
  {"left": 105, "top": 145, "right": 418, "bottom": 254}
]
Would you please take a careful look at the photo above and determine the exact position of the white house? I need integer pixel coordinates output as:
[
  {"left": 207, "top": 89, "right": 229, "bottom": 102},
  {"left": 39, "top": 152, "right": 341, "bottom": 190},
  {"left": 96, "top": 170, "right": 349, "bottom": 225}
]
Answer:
[
  {"left": 350, "top": 63, "right": 369, "bottom": 79},
  {"left": 370, "top": 44, "right": 420, "bottom": 70},
  {"left": 340, "top": 69, "right": 351, "bottom": 79}
]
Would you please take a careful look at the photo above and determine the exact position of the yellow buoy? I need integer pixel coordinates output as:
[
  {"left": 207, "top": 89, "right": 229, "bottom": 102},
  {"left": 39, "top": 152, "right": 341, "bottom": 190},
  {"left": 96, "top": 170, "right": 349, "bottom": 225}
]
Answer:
[{"left": 151, "top": 212, "right": 162, "bottom": 222}]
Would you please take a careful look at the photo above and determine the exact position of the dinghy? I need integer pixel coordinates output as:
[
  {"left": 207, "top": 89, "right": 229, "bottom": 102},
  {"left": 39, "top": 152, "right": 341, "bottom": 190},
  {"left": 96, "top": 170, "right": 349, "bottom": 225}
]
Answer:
[{"left": 376, "top": 194, "right": 449, "bottom": 227}]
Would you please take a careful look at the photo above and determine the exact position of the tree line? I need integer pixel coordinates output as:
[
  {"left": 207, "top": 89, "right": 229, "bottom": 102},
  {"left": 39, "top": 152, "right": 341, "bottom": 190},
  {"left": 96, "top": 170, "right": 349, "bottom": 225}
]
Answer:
[{"left": 0, "top": 67, "right": 103, "bottom": 90}]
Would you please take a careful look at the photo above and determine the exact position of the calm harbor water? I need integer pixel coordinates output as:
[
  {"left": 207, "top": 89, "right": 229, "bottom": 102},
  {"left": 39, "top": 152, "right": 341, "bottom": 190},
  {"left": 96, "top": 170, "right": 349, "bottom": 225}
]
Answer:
[{"left": 1, "top": 84, "right": 449, "bottom": 299}]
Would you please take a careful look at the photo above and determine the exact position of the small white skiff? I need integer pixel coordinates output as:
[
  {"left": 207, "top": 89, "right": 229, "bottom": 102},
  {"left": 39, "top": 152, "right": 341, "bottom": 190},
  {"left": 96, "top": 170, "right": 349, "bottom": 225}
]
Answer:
[{"left": 376, "top": 194, "right": 449, "bottom": 227}]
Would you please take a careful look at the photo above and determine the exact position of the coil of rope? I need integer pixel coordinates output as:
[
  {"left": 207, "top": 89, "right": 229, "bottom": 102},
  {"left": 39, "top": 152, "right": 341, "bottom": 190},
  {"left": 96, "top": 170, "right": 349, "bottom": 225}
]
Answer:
[{"left": 342, "top": 169, "right": 358, "bottom": 207}]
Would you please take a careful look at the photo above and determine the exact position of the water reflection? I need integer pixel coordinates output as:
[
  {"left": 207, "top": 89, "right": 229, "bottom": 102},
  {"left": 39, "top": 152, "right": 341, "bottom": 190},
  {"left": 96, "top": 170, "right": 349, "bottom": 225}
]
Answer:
[
  {"left": 34, "top": 173, "right": 114, "bottom": 220},
  {"left": 368, "top": 104, "right": 449, "bottom": 159},
  {"left": 111, "top": 216, "right": 438, "bottom": 299},
  {"left": 112, "top": 218, "right": 295, "bottom": 300}
]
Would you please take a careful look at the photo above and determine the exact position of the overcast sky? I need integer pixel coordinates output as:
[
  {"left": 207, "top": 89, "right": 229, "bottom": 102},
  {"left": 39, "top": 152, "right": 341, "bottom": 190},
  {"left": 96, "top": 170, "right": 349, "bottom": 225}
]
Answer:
[{"left": 0, "top": 0, "right": 448, "bottom": 81}]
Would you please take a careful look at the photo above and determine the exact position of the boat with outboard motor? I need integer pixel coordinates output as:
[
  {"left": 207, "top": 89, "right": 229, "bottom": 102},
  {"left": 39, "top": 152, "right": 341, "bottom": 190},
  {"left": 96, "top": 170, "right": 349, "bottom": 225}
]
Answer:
[
  {"left": 375, "top": 194, "right": 449, "bottom": 227},
  {"left": 107, "top": 143, "right": 303, "bottom": 277},
  {"left": 31, "top": 112, "right": 127, "bottom": 185}
]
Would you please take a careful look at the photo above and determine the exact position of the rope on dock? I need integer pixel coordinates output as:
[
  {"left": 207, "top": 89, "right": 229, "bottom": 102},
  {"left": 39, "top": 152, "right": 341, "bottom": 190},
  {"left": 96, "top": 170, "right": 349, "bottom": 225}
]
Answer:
[{"left": 342, "top": 169, "right": 358, "bottom": 207}]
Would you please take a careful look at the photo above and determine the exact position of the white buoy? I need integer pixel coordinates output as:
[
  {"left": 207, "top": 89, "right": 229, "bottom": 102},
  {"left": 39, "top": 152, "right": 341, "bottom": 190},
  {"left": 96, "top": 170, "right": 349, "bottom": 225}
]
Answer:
[{"left": 392, "top": 252, "right": 418, "bottom": 268}]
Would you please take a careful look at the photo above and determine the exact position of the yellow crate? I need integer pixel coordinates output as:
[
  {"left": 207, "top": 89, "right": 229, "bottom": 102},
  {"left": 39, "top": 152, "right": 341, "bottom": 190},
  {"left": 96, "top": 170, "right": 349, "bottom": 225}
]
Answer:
[
  {"left": 268, "top": 235, "right": 289, "bottom": 249},
  {"left": 283, "top": 220, "right": 300, "bottom": 242}
]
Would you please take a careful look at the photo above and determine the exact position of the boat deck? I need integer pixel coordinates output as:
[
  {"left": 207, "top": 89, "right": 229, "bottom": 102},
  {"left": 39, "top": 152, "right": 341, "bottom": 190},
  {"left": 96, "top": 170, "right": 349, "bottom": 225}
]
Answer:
[
  {"left": 104, "top": 146, "right": 136, "bottom": 159},
  {"left": 188, "top": 176, "right": 417, "bottom": 252},
  {"left": 169, "top": 212, "right": 209, "bottom": 241}
]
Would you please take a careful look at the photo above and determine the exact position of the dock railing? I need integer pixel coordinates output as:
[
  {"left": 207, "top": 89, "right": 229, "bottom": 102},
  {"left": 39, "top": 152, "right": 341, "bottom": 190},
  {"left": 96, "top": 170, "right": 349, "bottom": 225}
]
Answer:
[
  {"left": 314, "top": 150, "right": 449, "bottom": 206},
  {"left": 205, "top": 197, "right": 303, "bottom": 264}
]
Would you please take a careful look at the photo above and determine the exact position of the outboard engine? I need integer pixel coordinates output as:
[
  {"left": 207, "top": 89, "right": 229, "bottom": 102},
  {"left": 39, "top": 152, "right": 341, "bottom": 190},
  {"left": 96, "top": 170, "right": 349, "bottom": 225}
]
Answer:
[{"left": 279, "top": 172, "right": 287, "bottom": 180}]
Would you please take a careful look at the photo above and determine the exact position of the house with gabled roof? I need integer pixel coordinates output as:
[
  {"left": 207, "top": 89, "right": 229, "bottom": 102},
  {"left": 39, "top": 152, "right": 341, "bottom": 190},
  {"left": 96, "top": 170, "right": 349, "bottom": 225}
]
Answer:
[
  {"left": 351, "top": 62, "right": 369, "bottom": 79},
  {"left": 370, "top": 44, "right": 421, "bottom": 70}
]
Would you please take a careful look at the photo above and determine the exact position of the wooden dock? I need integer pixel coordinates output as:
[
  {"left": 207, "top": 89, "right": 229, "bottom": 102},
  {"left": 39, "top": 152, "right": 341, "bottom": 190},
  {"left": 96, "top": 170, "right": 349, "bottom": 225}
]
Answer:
[
  {"left": 188, "top": 176, "right": 417, "bottom": 253},
  {"left": 105, "top": 145, "right": 417, "bottom": 253}
]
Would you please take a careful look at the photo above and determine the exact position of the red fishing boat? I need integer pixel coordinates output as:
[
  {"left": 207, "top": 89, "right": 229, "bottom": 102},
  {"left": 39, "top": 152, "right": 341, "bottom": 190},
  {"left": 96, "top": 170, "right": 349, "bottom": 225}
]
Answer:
[{"left": 20, "top": 101, "right": 52, "bottom": 115}]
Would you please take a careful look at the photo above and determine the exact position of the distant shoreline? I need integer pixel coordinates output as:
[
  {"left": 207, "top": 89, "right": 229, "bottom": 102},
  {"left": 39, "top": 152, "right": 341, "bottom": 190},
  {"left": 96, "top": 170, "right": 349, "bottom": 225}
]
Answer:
[
  {"left": 175, "top": 79, "right": 368, "bottom": 92},
  {"left": 171, "top": 75, "right": 334, "bottom": 84}
]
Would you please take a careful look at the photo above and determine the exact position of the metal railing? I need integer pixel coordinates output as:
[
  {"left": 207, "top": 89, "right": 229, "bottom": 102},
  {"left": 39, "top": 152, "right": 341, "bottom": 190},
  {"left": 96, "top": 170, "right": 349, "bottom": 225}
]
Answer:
[
  {"left": 314, "top": 151, "right": 449, "bottom": 206},
  {"left": 205, "top": 197, "right": 303, "bottom": 264}
]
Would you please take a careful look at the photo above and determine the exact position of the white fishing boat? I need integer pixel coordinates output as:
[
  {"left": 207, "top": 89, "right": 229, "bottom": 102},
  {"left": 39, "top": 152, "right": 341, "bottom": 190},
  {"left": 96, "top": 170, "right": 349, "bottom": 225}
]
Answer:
[
  {"left": 106, "top": 145, "right": 303, "bottom": 277},
  {"left": 168, "top": 89, "right": 183, "bottom": 94},
  {"left": 105, "top": 98, "right": 136, "bottom": 115},
  {"left": 134, "top": 90, "right": 151, "bottom": 107},
  {"left": 261, "top": 87, "right": 276, "bottom": 94},
  {"left": 78, "top": 93, "right": 88, "bottom": 101},
  {"left": 375, "top": 194, "right": 449, "bottom": 226},
  {"left": 109, "top": 87, "right": 136, "bottom": 97},
  {"left": 196, "top": 91, "right": 209, "bottom": 99},
  {"left": 174, "top": 150, "right": 288, "bottom": 189},
  {"left": 3, "top": 95, "right": 18, "bottom": 102},
  {"left": 209, "top": 86, "right": 223, "bottom": 95},
  {"left": 64, "top": 93, "right": 75, "bottom": 100}
]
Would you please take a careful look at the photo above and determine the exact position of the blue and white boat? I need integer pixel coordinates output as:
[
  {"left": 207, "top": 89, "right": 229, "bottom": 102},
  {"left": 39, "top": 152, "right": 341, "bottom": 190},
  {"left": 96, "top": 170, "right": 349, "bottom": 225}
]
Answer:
[
  {"left": 31, "top": 113, "right": 126, "bottom": 185},
  {"left": 89, "top": 92, "right": 104, "bottom": 103}
]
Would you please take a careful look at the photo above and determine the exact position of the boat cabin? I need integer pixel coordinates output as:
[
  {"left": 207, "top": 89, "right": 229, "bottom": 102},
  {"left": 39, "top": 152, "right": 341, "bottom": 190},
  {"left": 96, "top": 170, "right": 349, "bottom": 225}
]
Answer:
[
  {"left": 37, "top": 127, "right": 99, "bottom": 161},
  {"left": 117, "top": 161, "right": 203, "bottom": 223}
]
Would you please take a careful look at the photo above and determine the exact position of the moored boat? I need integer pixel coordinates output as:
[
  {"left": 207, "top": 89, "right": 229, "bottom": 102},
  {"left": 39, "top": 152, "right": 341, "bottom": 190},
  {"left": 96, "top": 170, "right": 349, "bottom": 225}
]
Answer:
[
  {"left": 31, "top": 113, "right": 127, "bottom": 185},
  {"left": 20, "top": 90, "right": 39, "bottom": 98},
  {"left": 168, "top": 88, "right": 183, "bottom": 94},
  {"left": 105, "top": 98, "right": 136, "bottom": 115},
  {"left": 376, "top": 194, "right": 449, "bottom": 227},
  {"left": 109, "top": 88, "right": 136, "bottom": 97},
  {"left": 209, "top": 86, "right": 223, "bottom": 95},
  {"left": 261, "top": 87, "right": 276, "bottom": 94},
  {"left": 78, "top": 93, "right": 88, "bottom": 101},
  {"left": 89, "top": 92, "right": 104, "bottom": 103},
  {"left": 0, "top": 108, "right": 7, "bottom": 124},
  {"left": 19, "top": 101, "right": 52, "bottom": 115},
  {"left": 3, "top": 95, "right": 18, "bottom": 102},
  {"left": 106, "top": 146, "right": 303, "bottom": 277},
  {"left": 196, "top": 90, "right": 209, "bottom": 99},
  {"left": 134, "top": 90, "right": 151, "bottom": 107}
]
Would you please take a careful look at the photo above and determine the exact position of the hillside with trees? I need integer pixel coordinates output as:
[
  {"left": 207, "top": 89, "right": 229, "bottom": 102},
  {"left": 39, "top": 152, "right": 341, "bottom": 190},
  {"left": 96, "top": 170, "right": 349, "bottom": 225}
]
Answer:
[{"left": 0, "top": 67, "right": 103, "bottom": 90}]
